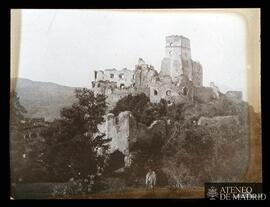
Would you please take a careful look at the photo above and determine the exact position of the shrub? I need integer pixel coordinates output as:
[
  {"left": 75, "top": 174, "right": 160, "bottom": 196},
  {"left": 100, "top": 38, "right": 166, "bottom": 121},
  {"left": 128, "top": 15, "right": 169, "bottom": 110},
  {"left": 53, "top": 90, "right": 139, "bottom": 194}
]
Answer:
[
  {"left": 51, "top": 176, "right": 95, "bottom": 198},
  {"left": 110, "top": 94, "right": 168, "bottom": 126}
]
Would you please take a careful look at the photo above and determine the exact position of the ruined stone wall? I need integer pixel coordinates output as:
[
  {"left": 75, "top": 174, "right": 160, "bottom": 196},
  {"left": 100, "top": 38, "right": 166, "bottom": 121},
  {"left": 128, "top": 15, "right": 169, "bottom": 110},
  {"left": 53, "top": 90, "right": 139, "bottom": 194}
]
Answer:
[
  {"left": 160, "top": 57, "right": 183, "bottom": 83},
  {"left": 192, "top": 61, "right": 203, "bottom": 87},
  {"left": 92, "top": 72, "right": 136, "bottom": 111},
  {"left": 91, "top": 80, "right": 117, "bottom": 94},
  {"left": 210, "top": 82, "right": 220, "bottom": 99},
  {"left": 101, "top": 111, "right": 133, "bottom": 156},
  {"left": 164, "top": 35, "right": 191, "bottom": 60},
  {"left": 225, "top": 91, "right": 243, "bottom": 103},
  {"left": 92, "top": 83, "right": 135, "bottom": 111},
  {"left": 150, "top": 81, "right": 187, "bottom": 104},
  {"left": 134, "top": 63, "right": 158, "bottom": 88},
  {"left": 106, "top": 87, "right": 135, "bottom": 111},
  {"left": 92, "top": 34, "right": 205, "bottom": 106},
  {"left": 94, "top": 70, "right": 105, "bottom": 81},
  {"left": 182, "top": 57, "right": 193, "bottom": 81},
  {"left": 159, "top": 35, "right": 196, "bottom": 83},
  {"left": 194, "top": 86, "right": 216, "bottom": 103},
  {"left": 160, "top": 57, "right": 173, "bottom": 77},
  {"left": 99, "top": 111, "right": 167, "bottom": 159},
  {"left": 149, "top": 75, "right": 194, "bottom": 104},
  {"left": 158, "top": 35, "right": 206, "bottom": 90},
  {"left": 132, "top": 60, "right": 158, "bottom": 97},
  {"left": 94, "top": 68, "right": 135, "bottom": 88}
]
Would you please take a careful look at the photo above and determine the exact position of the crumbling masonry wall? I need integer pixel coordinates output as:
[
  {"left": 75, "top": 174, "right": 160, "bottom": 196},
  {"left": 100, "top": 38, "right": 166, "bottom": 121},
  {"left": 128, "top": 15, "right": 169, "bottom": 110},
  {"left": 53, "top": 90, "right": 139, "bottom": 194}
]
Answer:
[
  {"left": 159, "top": 35, "right": 202, "bottom": 86},
  {"left": 98, "top": 111, "right": 167, "bottom": 157},
  {"left": 94, "top": 68, "right": 135, "bottom": 88}
]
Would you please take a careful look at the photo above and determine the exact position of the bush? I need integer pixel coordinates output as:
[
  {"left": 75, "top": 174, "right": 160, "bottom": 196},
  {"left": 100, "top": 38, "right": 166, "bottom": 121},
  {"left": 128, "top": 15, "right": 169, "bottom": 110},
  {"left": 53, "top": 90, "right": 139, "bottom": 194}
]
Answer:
[
  {"left": 51, "top": 176, "right": 95, "bottom": 198},
  {"left": 110, "top": 94, "right": 168, "bottom": 126}
]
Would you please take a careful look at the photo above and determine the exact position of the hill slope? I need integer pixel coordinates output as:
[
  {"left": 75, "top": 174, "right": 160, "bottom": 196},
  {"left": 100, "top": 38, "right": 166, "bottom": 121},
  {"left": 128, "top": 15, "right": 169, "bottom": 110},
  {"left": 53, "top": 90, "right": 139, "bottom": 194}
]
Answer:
[{"left": 11, "top": 78, "right": 79, "bottom": 121}]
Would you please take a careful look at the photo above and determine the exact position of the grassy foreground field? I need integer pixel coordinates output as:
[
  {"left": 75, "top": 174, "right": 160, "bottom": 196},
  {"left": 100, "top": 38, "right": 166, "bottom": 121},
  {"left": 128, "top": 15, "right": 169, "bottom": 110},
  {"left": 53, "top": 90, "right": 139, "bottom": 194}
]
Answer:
[
  {"left": 14, "top": 183, "right": 204, "bottom": 199},
  {"left": 51, "top": 187, "right": 204, "bottom": 199}
]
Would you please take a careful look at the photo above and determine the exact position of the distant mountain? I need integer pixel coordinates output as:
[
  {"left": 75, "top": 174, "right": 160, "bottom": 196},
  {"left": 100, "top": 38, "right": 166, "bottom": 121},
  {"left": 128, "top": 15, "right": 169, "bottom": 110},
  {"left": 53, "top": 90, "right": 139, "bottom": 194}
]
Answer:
[{"left": 11, "top": 78, "right": 79, "bottom": 121}]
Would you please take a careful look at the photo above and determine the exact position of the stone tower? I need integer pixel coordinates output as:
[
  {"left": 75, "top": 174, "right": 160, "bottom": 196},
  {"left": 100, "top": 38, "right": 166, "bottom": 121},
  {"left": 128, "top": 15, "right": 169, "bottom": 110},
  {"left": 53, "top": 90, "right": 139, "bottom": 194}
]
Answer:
[{"left": 160, "top": 35, "right": 193, "bottom": 83}]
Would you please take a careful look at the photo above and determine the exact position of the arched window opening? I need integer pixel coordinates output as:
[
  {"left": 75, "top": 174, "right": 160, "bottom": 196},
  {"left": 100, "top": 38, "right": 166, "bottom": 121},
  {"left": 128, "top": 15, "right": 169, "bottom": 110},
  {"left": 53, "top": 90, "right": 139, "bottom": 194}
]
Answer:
[
  {"left": 120, "top": 84, "right": 125, "bottom": 89},
  {"left": 97, "top": 83, "right": 101, "bottom": 87},
  {"left": 107, "top": 88, "right": 112, "bottom": 95},
  {"left": 182, "top": 87, "right": 188, "bottom": 96},
  {"left": 154, "top": 89, "right": 158, "bottom": 96},
  {"left": 119, "top": 74, "right": 124, "bottom": 79},
  {"left": 166, "top": 90, "right": 172, "bottom": 96},
  {"left": 110, "top": 74, "right": 114, "bottom": 79}
]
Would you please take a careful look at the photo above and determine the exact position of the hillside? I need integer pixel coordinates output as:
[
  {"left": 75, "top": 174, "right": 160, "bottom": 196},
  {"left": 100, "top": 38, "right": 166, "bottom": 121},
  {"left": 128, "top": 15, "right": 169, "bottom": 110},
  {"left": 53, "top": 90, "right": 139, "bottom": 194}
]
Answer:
[
  {"left": 11, "top": 78, "right": 79, "bottom": 121},
  {"left": 107, "top": 93, "right": 261, "bottom": 187}
]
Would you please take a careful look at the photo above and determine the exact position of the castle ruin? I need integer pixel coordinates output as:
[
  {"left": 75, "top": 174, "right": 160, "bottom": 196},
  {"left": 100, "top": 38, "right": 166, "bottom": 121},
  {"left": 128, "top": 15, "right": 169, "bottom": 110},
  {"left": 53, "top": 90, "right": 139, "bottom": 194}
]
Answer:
[
  {"left": 92, "top": 35, "right": 243, "bottom": 166},
  {"left": 92, "top": 35, "right": 222, "bottom": 111}
]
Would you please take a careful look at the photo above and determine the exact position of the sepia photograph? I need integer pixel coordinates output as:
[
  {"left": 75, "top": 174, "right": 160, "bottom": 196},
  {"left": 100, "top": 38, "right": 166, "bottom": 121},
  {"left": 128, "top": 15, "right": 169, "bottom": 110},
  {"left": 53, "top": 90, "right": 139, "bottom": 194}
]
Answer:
[{"left": 10, "top": 9, "right": 261, "bottom": 199}]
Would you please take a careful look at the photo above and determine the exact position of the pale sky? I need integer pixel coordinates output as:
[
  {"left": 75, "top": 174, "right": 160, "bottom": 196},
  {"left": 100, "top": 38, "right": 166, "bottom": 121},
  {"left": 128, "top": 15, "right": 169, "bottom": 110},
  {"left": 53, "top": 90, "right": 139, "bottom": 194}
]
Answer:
[{"left": 18, "top": 9, "right": 249, "bottom": 100}]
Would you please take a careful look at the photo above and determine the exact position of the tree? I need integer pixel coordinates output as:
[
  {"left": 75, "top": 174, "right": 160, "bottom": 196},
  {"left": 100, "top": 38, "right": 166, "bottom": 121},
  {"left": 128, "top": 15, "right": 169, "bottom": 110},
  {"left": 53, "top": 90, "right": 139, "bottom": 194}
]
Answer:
[
  {"left": 10, "top": 91, "right": 27, "bottom": 185},
  {"left": 110, "top": 93, "right": 168, "bottom": 126},
  {"left": 160, "top": 121, "right": 215, "bottom": 186},
  {"left": 10, "top": 91, "right": 27, "bottom": 127},
  {"left": 42, "top": 88, "right": 111, "bottom": 182}
]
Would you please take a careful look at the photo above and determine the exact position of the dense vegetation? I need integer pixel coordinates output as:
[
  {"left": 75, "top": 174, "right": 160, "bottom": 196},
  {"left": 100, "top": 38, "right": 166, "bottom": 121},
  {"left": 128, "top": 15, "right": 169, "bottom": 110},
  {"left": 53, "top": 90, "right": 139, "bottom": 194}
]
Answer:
[
  {"left": 40, "top": 89, "right": 111, "bottom": 183},
  {"left": 10, "top": 89, "right": 261, "bottom": 196},
  {"left": 109, "top": 92, "right": 259, "bottom": 187},
  {"left": 110, "top": 93, "right": 168, "bottom": 126},
  {"left": 10, "top": 91, "right": 28, "bottom": 185},
  {"left": 10, "top": 89, "right": 112, "bottom": 194}
]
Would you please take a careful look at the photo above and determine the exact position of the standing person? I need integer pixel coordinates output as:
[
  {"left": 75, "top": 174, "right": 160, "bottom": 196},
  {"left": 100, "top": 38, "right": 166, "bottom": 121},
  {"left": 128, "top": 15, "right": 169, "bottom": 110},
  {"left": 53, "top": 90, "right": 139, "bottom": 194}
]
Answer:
[
  {"left": 145, "top": 169, "right": 157, "bottom": 191},
  {"left": 145, "top": 169, "right": 151, "bottom": 190},
  {"left": 150, "top": 170, "right": 157, "bottom": 192}
]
